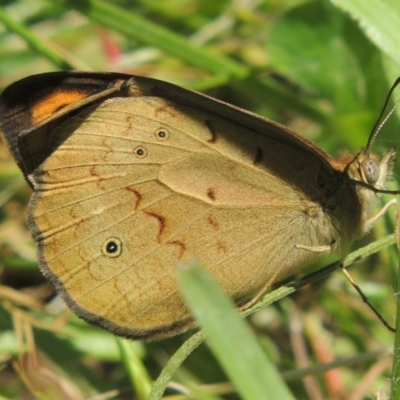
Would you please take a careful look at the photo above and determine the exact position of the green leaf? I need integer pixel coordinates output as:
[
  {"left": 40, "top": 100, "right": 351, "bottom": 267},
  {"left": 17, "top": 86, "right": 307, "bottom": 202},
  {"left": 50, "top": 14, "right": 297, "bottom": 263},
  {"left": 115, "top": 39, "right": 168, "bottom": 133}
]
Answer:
[
  {"left": 267, "top": 0, "right": 393, "bottom": 150},
  {"left": 330, "top": 0, "right": 400, "bottom": 66}
]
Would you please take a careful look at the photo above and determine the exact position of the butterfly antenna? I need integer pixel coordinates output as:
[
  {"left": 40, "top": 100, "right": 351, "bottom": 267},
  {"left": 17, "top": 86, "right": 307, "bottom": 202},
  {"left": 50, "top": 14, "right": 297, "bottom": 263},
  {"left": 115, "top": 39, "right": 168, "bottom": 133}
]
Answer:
[{"left": 366, "top": 77, "right": 400, "bottom": 155}]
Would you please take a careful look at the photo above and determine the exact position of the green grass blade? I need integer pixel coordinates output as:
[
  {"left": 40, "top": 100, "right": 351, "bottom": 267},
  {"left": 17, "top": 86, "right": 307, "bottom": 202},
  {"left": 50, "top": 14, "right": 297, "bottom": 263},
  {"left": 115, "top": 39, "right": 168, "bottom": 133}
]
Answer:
[
  {"left": 116, "top": 338, "right": 152, "bottom": 400},
  {"left": 0, "top": 7, "right": 73, "bottom": 70},
  {"left": 391, "top": 224, "right": 400, "bottom": 399},
  {"left": 177, "top": 261, "right": 295, "bottom": 400},
  {"left": 64, "top": 0, "right": 327, "bottom": 122},
  {"left": 65, "top": 0, "right": 246, "bottom": 78},
  {"left": 392, "top": 275, "right": 400, "bottom": 398}
]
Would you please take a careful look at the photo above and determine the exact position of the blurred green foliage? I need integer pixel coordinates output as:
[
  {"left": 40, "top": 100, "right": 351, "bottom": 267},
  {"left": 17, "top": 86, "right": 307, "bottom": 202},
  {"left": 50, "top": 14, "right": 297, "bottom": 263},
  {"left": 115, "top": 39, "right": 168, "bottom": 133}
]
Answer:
[{"left": 0, "top": 0, "right": 399, "bottom": 399}]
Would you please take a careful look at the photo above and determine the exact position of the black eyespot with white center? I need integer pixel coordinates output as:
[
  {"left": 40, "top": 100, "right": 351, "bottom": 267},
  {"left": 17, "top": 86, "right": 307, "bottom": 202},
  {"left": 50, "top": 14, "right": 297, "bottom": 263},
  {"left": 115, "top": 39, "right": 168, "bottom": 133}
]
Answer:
[
  {"left": 362, "top": 159, "right": 380, "bottom": 184},
  {"left": 102, "top": 237, "right": 123, "bottom": 258},
  {"left": 134, "top": 146, "right": 147, "bottom": 158},
  {"left": 155, "top": 128, "right": 169, "bottom": 141}
]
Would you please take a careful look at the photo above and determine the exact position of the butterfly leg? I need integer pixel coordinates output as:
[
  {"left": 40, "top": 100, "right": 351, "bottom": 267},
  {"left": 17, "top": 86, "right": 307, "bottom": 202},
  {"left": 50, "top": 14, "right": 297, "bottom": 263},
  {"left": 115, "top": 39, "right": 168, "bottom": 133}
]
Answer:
[
  {"left": 238, "top": 269, "right": 283, "bottom": 311},
  {"left": 339, "top": 264, "right": 395, "bottom": 332},
  {"left": 340, "top": 198, "right": 398, "bottom": 333},
  {"left": 238, "top": 244, "right": 331, "bottom": 312},
  {"left": 365, "top": 198, "right": 397, "bottom": 230},
  {"left": 294, "top": 244, "right": 331, "bottom": 252}
]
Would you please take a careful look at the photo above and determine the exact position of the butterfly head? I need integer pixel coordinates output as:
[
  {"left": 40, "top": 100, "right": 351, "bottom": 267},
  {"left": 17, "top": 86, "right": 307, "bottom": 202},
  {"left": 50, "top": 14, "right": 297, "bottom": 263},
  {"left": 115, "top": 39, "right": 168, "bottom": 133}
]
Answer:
[{"left": 356, "top": 148, "right": 396, "bottom": 192}]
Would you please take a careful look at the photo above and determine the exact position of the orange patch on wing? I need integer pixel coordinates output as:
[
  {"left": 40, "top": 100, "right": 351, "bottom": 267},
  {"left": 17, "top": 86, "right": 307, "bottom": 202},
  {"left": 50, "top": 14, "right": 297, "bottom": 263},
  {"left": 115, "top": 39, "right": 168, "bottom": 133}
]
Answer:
[{"left": 31, "top": 90, "right": 88, "bottom": 125}]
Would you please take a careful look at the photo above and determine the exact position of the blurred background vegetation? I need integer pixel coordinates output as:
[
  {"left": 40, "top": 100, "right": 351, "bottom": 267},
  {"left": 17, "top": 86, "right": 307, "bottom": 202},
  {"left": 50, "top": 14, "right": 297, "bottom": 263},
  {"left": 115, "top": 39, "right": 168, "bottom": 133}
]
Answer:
[{"left": 0, "top": 0, "right": 399, "bottom": 399}]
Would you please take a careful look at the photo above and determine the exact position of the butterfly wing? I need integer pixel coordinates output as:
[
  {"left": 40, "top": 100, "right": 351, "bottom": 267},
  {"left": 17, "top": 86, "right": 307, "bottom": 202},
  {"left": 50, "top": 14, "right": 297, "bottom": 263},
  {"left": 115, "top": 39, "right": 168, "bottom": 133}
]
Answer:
[{"left": 1, "top": 73, "right": 359, "bottom": 339}]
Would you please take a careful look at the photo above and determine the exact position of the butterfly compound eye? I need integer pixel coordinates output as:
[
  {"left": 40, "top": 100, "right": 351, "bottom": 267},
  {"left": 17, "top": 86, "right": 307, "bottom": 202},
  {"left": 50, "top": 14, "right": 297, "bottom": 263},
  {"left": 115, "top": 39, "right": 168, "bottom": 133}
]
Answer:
[{"left": 362, "top": 158, "right": 380, "bottom": 184}]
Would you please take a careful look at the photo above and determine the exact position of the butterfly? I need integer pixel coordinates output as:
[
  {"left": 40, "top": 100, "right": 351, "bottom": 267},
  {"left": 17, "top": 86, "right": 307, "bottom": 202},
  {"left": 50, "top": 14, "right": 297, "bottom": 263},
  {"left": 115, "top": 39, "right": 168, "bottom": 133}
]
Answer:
[{"left": 0, "top": 72, "right": 396, "bottom": 340}]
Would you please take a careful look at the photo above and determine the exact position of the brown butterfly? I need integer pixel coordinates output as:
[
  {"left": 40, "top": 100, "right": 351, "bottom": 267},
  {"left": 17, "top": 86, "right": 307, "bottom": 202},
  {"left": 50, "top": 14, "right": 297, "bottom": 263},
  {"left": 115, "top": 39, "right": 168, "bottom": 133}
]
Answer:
[{"left": 0, "top": 72, "right": 396, "bottom": 340}]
